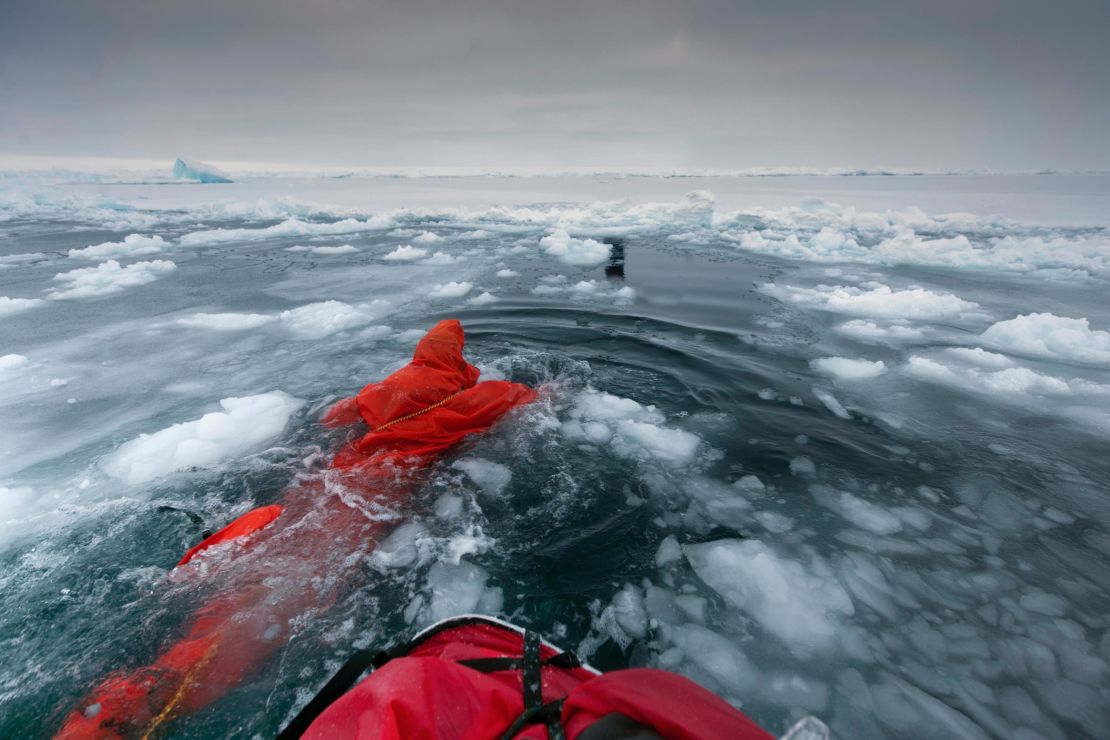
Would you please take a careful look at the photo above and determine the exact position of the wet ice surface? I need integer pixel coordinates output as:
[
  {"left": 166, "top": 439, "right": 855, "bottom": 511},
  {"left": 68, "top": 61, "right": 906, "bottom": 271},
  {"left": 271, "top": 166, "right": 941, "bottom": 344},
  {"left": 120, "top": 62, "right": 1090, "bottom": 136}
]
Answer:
[{"left": 1, "top": 173, "right": 1109, "bottom": 738}]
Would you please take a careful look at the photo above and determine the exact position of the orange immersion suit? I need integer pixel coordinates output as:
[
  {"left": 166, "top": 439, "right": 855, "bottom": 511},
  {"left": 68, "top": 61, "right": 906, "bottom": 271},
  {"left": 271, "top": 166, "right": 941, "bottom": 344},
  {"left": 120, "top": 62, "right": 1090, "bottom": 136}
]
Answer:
[{"left": 57, "top": 319, "right": 536, "bottom": 738}]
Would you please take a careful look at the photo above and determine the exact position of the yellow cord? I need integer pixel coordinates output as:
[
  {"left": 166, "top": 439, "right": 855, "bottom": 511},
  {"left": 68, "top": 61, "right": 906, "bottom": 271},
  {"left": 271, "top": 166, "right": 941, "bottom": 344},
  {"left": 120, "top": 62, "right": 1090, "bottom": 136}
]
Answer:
[
  {"left": 372, "top": 390, "right": 463, "bottom": 432},
  {"left": 141, "top": 639, "right": 221, "bottom": 739}
]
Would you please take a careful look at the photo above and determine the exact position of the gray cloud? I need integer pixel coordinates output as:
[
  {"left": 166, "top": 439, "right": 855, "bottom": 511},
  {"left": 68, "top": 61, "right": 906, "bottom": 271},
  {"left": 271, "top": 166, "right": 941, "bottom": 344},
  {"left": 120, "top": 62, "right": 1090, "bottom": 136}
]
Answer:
[{"left": 2, "top": 0, "right": 1107, "bottom": 169}]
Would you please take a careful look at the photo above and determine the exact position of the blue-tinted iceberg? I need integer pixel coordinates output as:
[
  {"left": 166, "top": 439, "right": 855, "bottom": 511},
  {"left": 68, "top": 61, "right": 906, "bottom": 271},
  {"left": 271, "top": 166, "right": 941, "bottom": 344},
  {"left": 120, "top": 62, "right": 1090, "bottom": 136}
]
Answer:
[{"left": 172, "top": 157, "right": 232, "bottom": 183}]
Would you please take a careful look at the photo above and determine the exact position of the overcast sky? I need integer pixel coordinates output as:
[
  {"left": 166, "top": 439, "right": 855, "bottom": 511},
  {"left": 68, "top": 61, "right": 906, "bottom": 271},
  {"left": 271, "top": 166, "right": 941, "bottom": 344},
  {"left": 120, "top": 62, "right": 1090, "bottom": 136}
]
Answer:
[{"left": 2, "top": 0, "right": 1107, "bottom": 171}]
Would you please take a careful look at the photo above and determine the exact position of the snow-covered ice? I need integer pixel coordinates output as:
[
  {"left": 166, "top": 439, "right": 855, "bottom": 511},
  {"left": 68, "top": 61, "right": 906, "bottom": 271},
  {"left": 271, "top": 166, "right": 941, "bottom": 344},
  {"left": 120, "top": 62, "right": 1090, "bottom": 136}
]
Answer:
[
  {"left": 46, "top": 259, "right": 176, "bottom": 299},
  {"left": 101, "top": 392, "right": 304, "bottom": 485}
]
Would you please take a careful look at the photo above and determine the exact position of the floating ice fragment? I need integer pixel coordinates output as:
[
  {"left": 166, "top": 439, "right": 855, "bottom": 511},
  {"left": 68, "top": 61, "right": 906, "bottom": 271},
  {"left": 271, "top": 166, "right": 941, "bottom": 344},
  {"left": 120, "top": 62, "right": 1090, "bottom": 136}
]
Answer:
[
  {"left": 980, "top": 313, "right": 1110, "bottom": 366},
  {"left": 429, "top": 281, "right": 472, "bottom": 298},
  {"left": 810, "top": 357, "right": 887, "bottom": 380},
  {"left": 280, "top": 301, "right": 375, "bottom": 339},
  {"left": 790, "top": 456, "right": 817, "bottom": 475},
  {"left": 412, "top": 231, "right": 443, "bottom": 244},
  {"left": 811, "top": 485, "right": 902, "bottom": 535},
  {"left": 467, "top": 291, "right": 498, "bottom": 305},
  {"left": 760, "top": 282, "right": 978, "bottom": 320},
  {"left": 684, "top": 539, "right": 854, "bottom": 651},
  {"left": 177, "top": 313, "right": 276, "bottom": 331},
  {"left": 382, "top": 245, "right": 428, "bottom": 261},
  {"left": 0, "top": 354, "right": 29, "bottom": 372},
  {"left": 452, "top": 458, "right": 512, "bottom": 495},
  {"left": 46, "top": 260, "right": 176, "bottom": 300},
  {"left": 2, "top": 295, "right": 45, "bottom": 318},
  {"left": 540, "top": 229, "right": 610, "bottom": 266},
  {"left": 101, "top": 391, "right": 305, "bottom": 485},
  {"left": 68, "top": 234, "right": 169, "bottom": 260},
  {"left": 172, "top": 158, "right": 232, "bottom": 183},
  {"left": 812, "top": 388, "right": 850, "bottom": 419}
]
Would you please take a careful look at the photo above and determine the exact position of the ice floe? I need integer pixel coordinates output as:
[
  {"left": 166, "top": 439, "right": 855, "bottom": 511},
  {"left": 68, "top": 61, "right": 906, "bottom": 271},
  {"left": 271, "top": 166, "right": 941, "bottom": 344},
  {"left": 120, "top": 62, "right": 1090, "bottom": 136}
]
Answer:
[
  {"left": 278, "top": 301, "right": 380, "bottom": 339},
  {"left": 428, "top": 281, "right": 473, "bottom": 299},
  {"left": 67, "top": 234, "right": 169, "bottom": 260},
  {"left": 540, "top": 229, "right": 611, "bottom": 266},
  {"left": 760, "top": 282, "right": 979, "bottom": 320},
  {"left": 0, "top": 296, "right": 44, "bottom": 317},
  {"left": 176, "top": 313, "right": 277, "bottom": 331},
  {"left": 382, "top": 244, "right": 428, "bottom": 261},
  {"left": 810, "top": 357, "right": 887, "bottom": 381},
  {"left": 685, "top": 539, "right": 854, "bottom": 651},
  {"left": 979, "top": 313, "right": 1110, "bottom": 366},
  {"left": 46, "top": 260, "right": 176, "bottom": 299},
  {"left": 101, "top": 391, "right": 304, "bottom": 485},
  {"left": 453, "top": 457, "right": 512, "bottom": 495},
  {"left": 561, "top": 389, "right": 701, "bottom": 464}
]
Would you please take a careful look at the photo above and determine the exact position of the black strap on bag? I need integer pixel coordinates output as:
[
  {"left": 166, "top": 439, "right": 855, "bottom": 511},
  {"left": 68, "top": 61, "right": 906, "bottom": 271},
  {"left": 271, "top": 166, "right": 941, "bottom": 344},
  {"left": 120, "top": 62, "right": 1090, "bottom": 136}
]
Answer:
[
  {"left": 496, "top": 630, "right": 569, "bottom": 740},
  {"left": 276, "top": 649, "right": 390, "bottom": 740},
  {"left": 278, "top": 618, "right": 583, "bottom": 740}
]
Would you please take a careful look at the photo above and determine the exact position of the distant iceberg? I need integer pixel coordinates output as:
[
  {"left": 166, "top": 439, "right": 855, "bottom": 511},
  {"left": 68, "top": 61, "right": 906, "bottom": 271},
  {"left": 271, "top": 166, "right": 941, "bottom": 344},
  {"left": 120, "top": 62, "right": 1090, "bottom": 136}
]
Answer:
[{"left": 172, "top": 158, "right": 232, "bottom": 183}]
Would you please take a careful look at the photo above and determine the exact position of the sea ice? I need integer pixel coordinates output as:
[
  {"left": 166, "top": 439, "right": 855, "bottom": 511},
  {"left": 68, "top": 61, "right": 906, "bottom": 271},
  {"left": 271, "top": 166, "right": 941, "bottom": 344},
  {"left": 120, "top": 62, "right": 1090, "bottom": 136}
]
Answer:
[
  {"left": 466, "top": 291, "right": 498, "bottom": 305},
  {"left": 810, "top": 357, "right": 887, "bottom": 381},
  {"left": 539, "top": 229, "right": 610, "bottom": 266},
  {"left": 979, "top": 313, "right": 1110, "bottom": 366},
  {"left": 561, "top": 389, "right": 701, "bottom": 464},
  {"left": 452, "top": 458, "right": 512, "bottom": 495},
  {"left": 301, "top": 244, "right": 359, "bottom": 255},
  {"left": 761, "top": 282, "right": 978, "bottom": 321},
  {"left": 279, "top": 301, "right": 377, "bottom": 339},
  {"left": 812, "top": 388, "right": 850, "bottom": 419},
  {"left": 834, "top": 320, "right": 926, "bottom": 345},
  {"left": 811, "top": 485, "right": 903, "bottom": 535},
  {"left": 416, "top": 561, "right": 503, "bottom": 626},
  {"left": 46, "top": 260, "right": 176, "bottom": 299},
  {"left": 171, "top": 158, "right": 233, "bottom": 183},
  {"left": 684, "top": 539, "right": 854, "bottom": 651},
  {"left": 428, "top": 281, "right": 473, "bottom": 298},
  {"left": 67, "top": 234, "right": 169, "bottom": 260},
  {"left": 176, "top": 313, "right": 277, "bottom": 331},
  {"left": 412, "top": 231, "right": 443, "bottom": 244},
  {"left": 101, "top": 391, "right": 304, "bottom": 485},
  {"left": 382, "top": 245, "right": 428, "bottom": 261},
  {"left": 0, "top": 354, "right": 30, "bottom": 372}
]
